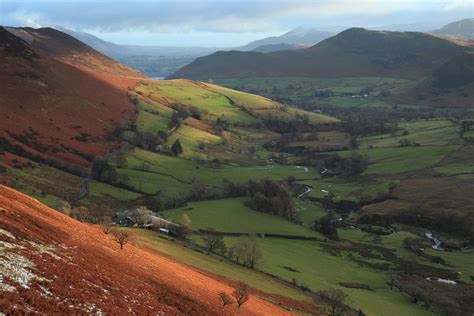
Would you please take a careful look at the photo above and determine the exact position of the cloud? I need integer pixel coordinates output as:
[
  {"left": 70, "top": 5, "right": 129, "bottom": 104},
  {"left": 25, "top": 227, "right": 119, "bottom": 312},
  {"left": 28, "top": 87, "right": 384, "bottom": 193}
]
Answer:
[
  {"left": 443, "top": 0, "right": 473, "bottom": 11},
  {"left": 0, "top": 0, "right": 470, "bottom": 34}
]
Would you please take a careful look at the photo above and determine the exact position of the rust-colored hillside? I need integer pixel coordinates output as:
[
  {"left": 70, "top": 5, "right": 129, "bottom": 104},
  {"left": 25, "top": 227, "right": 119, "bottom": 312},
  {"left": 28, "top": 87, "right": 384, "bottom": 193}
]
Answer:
[
  {"left": 0, "top": 185, "right": 295, "bottom": 315},
  {"left": 0, "top": 26, "right": 144, "bottom": 168}
]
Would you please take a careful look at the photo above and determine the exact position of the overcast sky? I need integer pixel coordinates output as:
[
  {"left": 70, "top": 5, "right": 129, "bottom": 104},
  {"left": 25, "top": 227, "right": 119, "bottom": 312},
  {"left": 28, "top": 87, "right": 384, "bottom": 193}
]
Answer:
[{"left": 0, "top": 0, "right": 472, "bottom": 46}]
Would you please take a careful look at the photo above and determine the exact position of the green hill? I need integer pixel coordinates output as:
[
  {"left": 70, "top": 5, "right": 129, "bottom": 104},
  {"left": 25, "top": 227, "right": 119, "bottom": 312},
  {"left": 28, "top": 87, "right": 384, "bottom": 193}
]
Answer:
[{"left": 170, "top": 28, "right": 469, "bottom": 80}]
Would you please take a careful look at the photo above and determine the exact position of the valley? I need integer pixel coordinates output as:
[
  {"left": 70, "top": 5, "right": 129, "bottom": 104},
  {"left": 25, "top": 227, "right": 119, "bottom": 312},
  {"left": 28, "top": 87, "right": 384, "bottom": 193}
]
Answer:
[{"left": 1, "top": 18, "right": 474, "bottom": 316}]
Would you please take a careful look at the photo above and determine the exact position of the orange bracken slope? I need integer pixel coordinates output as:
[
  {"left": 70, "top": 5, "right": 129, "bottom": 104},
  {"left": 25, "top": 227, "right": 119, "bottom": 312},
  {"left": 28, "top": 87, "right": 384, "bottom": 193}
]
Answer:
[
  {"left": 0, "top": 185, "right": 294, "bottom": 315},
  {"left": 0, "top": 26, "right": 144, "bottom": 167}
]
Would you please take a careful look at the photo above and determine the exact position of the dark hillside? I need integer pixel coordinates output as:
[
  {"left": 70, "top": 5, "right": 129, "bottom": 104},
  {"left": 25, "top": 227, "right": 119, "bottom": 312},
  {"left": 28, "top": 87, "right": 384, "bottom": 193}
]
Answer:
[{"left": 171, "top": 28, "right": 469, "bottom": 80}]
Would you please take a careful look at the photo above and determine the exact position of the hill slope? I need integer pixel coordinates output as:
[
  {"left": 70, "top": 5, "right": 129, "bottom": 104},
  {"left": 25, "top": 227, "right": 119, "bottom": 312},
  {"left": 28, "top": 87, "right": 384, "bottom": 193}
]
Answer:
[
  {"left": 0, "top": 26, "right": 145, "bottom": 167},
  {"left": 170, "top": 28, "right": 469, "bottom": 80},
  {"left": 239, "top": 27, "right": 333, "bottom": 51},
  {"left": 0, "top": 185, "right": 292, "bottom": 315},
  {"left": 433, "top": 18, "right": 474, "bottom": 40}
]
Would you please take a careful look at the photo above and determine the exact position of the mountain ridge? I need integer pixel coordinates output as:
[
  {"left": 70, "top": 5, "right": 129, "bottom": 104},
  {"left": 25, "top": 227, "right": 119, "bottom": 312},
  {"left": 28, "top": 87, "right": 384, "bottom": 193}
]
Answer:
[{"left": 170, "top": 28, "right": 471, "bottom": 80}]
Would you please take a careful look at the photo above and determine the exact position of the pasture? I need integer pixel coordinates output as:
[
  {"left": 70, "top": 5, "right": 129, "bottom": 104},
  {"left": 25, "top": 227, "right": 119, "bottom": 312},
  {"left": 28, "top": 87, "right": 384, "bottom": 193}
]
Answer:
[
  {"left": 223, "top": 236, "right": 432, "bottom": 316},
  {"left": 160, "top": 197, "right": 320, "bottom": 236},
  {"left": 359, "top": 119, "right": 461, "bottom": 148},
  {"left": 337, "top": 146, "right": 458, "bottom": 175}
]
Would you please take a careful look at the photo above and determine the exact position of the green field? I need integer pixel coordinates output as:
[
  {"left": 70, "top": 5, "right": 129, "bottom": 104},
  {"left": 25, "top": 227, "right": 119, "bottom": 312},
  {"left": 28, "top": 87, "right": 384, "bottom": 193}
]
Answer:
[
  {"left": 296, "top": 201, "right": 327, "bottom": 226},
  {"left": 359, "top": 120, "right": 461, "bottom": 148},
  {"left": 338, "top": 146, "right": 458, "bottom": 175},
  {"left": 119, "top": 148, "right": 317, "bottom": 194},
  {"left": 166, "top": 124, "right": 222, "bottom": 159},
  {"left": 136, "top": 80, "right": 257, "bottom": 124},
  {"left": 216, "top": 76, "right": 412, "bottom": 109},
  {"left": 223, "top": 237, "right": 432, "bottom": 316},
  {"left": 301, "top": 178, "right": 397, "bottom": 202},
  {"left": 434, "top": 162, "right": 474, "bottom": 175},
  {"left": 89, "top": 181, "right": 142, "bottom": 201},
  {"left": 160, "top": 197, "right": 320, "bottom": 236},
  {"left": 136, "top": 110, "right": 170, "bottom": 134},
  {"left": 126, "top": 229, "right": 310, "bottom": 302}
]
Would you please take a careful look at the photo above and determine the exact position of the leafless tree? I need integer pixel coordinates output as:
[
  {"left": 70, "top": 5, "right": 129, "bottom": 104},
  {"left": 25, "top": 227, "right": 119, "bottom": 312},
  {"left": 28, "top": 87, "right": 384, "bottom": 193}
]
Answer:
[
  {"left": 234, "top": 235, "right": 262, "bottom": 268},
  {"left": 202, "top": 230, "right": 225, "bottom": 252},
  {"left": 318, "top": 288, "right": 349, "bottom": 316},
  {"left": 177, "top": 214, "right": 192, "bottom": 238},
  {"left": 218, "top": 292, "right": 233, "bottom": 307},
  {"left": 131, "top": 206, "right": 153, "bottom": 228},
  {"left": 101, "top": 216, "right": 114, "bottom": 235},
  {"left": 112, "top": 229, "right": 130, "bottom": 250},
  {"left": 232, "top": 282, "right": 249, "bottom": 308}
]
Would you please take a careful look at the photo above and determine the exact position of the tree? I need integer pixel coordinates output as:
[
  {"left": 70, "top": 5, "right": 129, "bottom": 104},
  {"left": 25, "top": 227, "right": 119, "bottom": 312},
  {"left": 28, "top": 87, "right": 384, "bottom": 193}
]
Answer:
[
  {"left": 169, "top": 112, "right": 180, "bottom": 129},
  {"left": 349, "top": 136, "right": 359, "bottom": 149},
  {"left": 202, "top": 230, "right": 226, "bottom": 253},
  {"left": 170, "top": 139, "right": 184, "bottom": 156},
  {"left": 232, "top": 282, "right": 249, "bottom": 308},
  {"left": 112, "top": 229, "right": 130, "bottom": 250},
  {"left": 131, "top": 206, "right": 153, "bottom": 228},
  {"left": 115, "top": 151, "right": 128, "bottom": 168},
  {"left": 402, "top": 284, "right": 427, "bottom": 304},
  {"left": 176, "top": 214, "right": 192, "bottom": 238},
  {"left": 100, "top": 216, "right": 113, "bottom": 235},
  {"left": 72, "top": 206, "right": 90, "bottom": 222},
  {"left": 314, "top": 212, "right": 339, "bottom": 240},
  {"left": 218, "top": 292, "right": 233, "bottom": 307},
  {"left": 435, "top": 296, "right": 461, "bottom": 316},
  {"left": 318, "top": 288, "right": 349, "bottom": 316},
  {"left": 234, "top": 235, "right": 262, "bottom": 268}
]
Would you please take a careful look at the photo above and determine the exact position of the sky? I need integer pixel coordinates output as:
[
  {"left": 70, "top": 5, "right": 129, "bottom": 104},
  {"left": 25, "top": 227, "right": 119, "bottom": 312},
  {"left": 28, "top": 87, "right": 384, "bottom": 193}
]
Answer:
[{"left": 0, "top": 0, "right": 472, "bottom": 46}]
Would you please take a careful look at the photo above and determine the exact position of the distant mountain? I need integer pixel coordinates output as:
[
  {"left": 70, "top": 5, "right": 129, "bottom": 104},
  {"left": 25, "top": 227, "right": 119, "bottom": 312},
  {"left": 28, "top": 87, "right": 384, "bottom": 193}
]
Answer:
[
  {"left": 56, "top": 26, "right": 132, "bottom": 56},
  {"left": 57, "top": 27, "right": 220, "bottom": 58},
  {"left": 56, "top": 27, "right": 222, "bottom": 77},
  {"left": 368, "top": 22, "right": 442, "bottom": 32},
  {"left": 170, "top": 28, "right": 470, "bottom": 80},
  {"left": 433, "top": 18, "right": 474, "bottom": 40},
  {"left": 238, "top": 27, "right": 333, "bottom": 51},
  {"left": 251, "top": 43, "right": 306, "bottom": 53}
]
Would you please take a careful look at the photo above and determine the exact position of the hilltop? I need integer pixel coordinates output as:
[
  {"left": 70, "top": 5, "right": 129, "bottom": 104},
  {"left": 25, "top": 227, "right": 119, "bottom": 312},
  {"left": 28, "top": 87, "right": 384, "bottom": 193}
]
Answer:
[
  {"left": 433, "top": 18, "right": 474, "bottom": 40},
  {"left": 0, "top": 185, "right": 293, "bottom": 315},
  {"left": 238, "top": 27, "right": 333, "bottom": 51},
  {"left": 170, "top": 28, "right": 470, "bottom": 80}
]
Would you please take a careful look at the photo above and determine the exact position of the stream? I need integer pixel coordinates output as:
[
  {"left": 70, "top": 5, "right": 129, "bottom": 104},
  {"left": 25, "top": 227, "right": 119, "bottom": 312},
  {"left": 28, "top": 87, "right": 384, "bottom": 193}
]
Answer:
[
  {"left": 425, "top": 231, "right": 444, "bottom": 251},
  {"left": 297, "top": 185, "right": 313, "bottom": 198}
]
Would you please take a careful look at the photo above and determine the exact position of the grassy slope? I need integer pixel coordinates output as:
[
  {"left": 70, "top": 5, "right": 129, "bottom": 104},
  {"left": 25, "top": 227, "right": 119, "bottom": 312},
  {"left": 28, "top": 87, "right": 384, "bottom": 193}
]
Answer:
[
  {"left": 359, "top": 120, "right": 462, "bottom": 148},
  {"left": 118, "top": 148, "right": 316, "bottom": 195},
  {"left": 224, "top": 237, "right": 432, "bottom": 316},
  {"left": 338, "top": 146, "right": 458, "bottom": 175},
  {"left": 160, "top": 197, "right": 319, "bottom": 236},
  {"left": 127, "top": 228, "right": 309, "bottom": 302},
  {"left": 217, "top": 77, "right": 412, "bottom": 109}
]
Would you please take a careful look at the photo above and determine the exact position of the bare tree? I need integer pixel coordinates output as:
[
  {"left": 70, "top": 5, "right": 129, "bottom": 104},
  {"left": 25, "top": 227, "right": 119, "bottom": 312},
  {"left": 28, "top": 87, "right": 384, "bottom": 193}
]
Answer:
[
  {"left": 232, "top": 282, "right": 250, "bottom": 308},
  {"left": 112, "top": 229, "right": 130, "bottom": 250},
  {"left": 318, "top": 288, "right": 349, "bottom": 316},
  {"left": 72, "top": 206, "right": 90, "bottom": 222},
  {"left": 202, "top": 230, "right": 226, "bottom": 252},
  {"left": 100, "top": 216, "right": 113, "bottom": 235},
  {"left": 131, "top": 206, "right": 153, "bottom": 228},
  {"left": 234, "top": 235, "right": 262, "bottom": 268},
  {"left": 177, "top": 214, "right": 192, "bottom": 238},
  {"left": 218, "top": 292, "right": 233, "bottom": 307}
]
